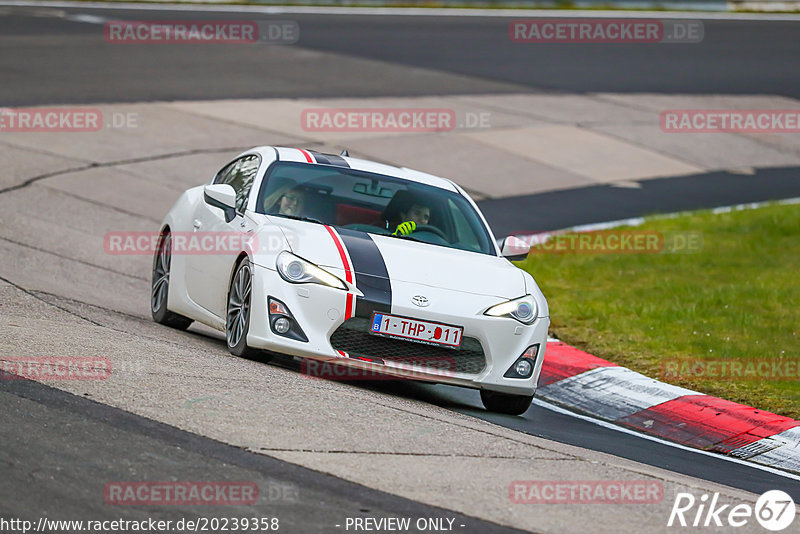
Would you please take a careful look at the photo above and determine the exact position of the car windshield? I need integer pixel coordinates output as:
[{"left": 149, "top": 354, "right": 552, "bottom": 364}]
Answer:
[{"left": 256, "top": 162, "right": 495, "bottom": 255}]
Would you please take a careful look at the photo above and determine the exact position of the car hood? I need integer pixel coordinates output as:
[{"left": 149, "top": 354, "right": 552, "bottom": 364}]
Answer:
[{"left": 269, "top": 217, "right": 524, "bottom": 299}]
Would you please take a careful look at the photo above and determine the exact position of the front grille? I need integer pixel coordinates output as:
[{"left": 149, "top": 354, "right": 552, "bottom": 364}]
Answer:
[{"left": 330, "top": 317, "right": 487, "bottom": 375}]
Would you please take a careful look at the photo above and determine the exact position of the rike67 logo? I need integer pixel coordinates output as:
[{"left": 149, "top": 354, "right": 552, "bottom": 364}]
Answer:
[{"left": 668, "top": 490, "right": 795, "bottom": 531}]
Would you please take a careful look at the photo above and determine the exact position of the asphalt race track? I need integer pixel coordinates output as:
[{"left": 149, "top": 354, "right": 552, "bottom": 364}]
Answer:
[
  {"left": 480, "top": 166, "right": 800, "bottom": 237},
  {"left": 1, "top": 6, "right": 800, "bottom": 104},
  {"left": 1, "top": 376, "right": 524, "bottom": 534},
  {"left": 2, "top": 3, "right": 800, "bottom": 533}
]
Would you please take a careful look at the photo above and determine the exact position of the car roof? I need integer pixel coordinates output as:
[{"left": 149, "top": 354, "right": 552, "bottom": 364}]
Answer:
[{"left": 247, "top": 146, "right": 460, "bottom": 193}]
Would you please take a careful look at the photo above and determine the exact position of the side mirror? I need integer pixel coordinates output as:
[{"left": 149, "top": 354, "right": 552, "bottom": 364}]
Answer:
[
  {"left": 497, "top": 235, "right": 531, "bottom": 261},
  {"left": 204, "top": 184, "right": 237, "bottom": 223}
]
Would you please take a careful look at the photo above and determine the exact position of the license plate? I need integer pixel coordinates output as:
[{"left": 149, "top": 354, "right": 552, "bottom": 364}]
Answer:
[{"left": 370, "top": 313, "right": 463, "bottom": 349}]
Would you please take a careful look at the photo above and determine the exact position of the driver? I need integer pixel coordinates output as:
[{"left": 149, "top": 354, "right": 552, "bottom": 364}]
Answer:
[
  {"left": 276, "top": 188, "right": 304, "bottom": 216},
  {"left": 393, "top": 202, "right": 431, "bottom": 236},
  {"left": 262, "top": 180, "right": 305, "bottom": 217},
  {"left": 385, "top": 192, "right": 433, "bottom": 236}
]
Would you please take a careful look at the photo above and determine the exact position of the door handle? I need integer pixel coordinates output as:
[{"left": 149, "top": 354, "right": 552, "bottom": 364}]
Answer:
[{"left": 193, "top": 219, "right": 202, "bottom": 230}]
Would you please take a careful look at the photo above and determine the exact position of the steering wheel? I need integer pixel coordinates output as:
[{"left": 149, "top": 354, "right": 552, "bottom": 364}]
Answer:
[{"left": 414, "top": 224, "right": 448, "bottom": 241}]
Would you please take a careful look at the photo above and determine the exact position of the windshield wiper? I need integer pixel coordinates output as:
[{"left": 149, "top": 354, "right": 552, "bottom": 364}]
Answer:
[{"left": 270, "top": 214, "right": 325, "bottom": 225}]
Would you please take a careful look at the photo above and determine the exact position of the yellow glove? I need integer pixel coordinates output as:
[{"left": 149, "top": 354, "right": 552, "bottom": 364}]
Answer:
[{"left": 393, "top": 221, "right": 416, "bottom": 236}]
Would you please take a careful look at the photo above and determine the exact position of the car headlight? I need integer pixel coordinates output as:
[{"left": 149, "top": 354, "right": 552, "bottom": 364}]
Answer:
[
  {"left": 276, "top": 251, "right": 348, "bottom": 290},
  {"left": 484, "top": 295, "right": 537, "bottom": 325}
]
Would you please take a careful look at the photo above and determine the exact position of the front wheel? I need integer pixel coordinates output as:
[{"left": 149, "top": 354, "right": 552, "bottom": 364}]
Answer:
[
  {"left": 226, "top": 259, "right": 259, "bottom": 358},
  {"left": 480, "top": 390, "right": 534, "bottom": 415}
]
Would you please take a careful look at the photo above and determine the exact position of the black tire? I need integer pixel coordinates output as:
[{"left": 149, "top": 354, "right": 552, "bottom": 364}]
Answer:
[
  {"left": 226, "top": 259, "right": 259, "bottom": 358},
  {"left": 480, "top": 389, "right": 534, "bottom": 415},
  {"left": 151, "top": 231, "right": 193, "bottom": 330}
]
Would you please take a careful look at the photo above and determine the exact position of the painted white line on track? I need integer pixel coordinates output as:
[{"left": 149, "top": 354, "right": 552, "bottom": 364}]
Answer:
[
  {"left": 64, "top": 12, "right": 108, "bottom": 23},
  {"left": 4, "top": 0, "right": 800, "bottom": 20},
  {"left": 532, "top": 396, "right": 800, "bottom": 482}
]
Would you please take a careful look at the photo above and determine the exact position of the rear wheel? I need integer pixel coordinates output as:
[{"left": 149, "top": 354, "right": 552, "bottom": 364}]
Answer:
[
  {"left": 226, "top": 259, "right": 259, "bottom": 358},
  {"left": 151, "top": 231, "right": 193, "bottom": 330},
  {"left": 480, "top": 390, "right": 534, "bottom": 415}
]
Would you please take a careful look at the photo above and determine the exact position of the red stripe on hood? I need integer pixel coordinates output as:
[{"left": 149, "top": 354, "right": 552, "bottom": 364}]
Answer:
[{"left": 325, "top": 225, "right": 355, "bottom": 321}]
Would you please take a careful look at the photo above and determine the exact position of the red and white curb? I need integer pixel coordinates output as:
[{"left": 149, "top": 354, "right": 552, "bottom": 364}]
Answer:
[{"left": 538, "top": 341, "right": 800, "bottom": 475}]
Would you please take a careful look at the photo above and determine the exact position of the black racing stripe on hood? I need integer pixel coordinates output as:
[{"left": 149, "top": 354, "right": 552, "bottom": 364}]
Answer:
[
  {"left": 336, "top": 228, "right": 391, "bottom": 318},
  {"left": 309, "top": 151, "right": 350, "bottom": 168}
]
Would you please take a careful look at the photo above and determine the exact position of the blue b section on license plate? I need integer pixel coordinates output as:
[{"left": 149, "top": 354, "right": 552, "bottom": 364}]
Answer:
[{"left": 372, "top": 314, "right": 383, "bottom": 332}]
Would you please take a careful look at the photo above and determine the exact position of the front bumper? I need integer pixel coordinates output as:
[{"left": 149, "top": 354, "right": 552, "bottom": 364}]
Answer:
[{"left": 247, "top": 264, "right": 549, "bottom": 396}]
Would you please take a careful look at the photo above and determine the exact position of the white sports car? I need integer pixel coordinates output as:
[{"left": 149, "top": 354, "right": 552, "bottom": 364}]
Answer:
[{"left": 151, "top": 146, "right": 549, "bottom": 414}]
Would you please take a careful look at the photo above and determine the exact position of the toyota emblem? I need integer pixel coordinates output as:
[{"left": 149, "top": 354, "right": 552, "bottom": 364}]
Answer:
[{"left": 411, "top": 295, "right": 429, "bottom": 307}]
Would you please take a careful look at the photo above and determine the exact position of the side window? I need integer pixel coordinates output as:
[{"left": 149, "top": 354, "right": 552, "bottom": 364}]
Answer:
[
  {"left": 213, "top": 155, "right": 260, "bottom": 213},
  {"left": 448, "top": 199, "right": 481, "bottom": 251},
  {"left": 213, "top": 159, "right": 240, "bottom": 186}
]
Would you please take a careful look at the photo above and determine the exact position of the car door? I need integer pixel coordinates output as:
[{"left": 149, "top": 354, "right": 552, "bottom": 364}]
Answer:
[{"left": 184, "top": 155, "right": 260, "bottom": 318}]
